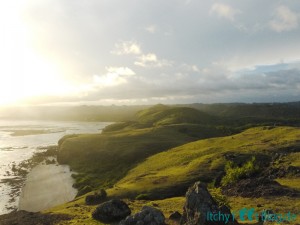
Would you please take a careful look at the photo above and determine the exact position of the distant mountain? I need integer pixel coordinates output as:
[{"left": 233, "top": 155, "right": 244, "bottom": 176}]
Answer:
[
  {"left": 186, "top": 101, "right": 300, "bottom": 119},
  {"left": 136, "top": 105, "right": 217, "bottom": 126}
]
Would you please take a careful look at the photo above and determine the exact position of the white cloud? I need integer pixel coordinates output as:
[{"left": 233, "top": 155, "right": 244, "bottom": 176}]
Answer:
[
  {"left": 269, "top": 5, "right": 298, "bottom": 32},
  {"left": 210, "top": 3, "right": 241, "bottom": 21},
  {"left": 145, "top": 25, "right": 157, "bottom": 34},
  {"left": 93, "top": 67, "right": 135, "bottom": 87},
  {"left": 106, "top": 67, "right": 135, "bottom": 76},
  {"left": 181, "top": 63, "right": 200, "bottom": 72},
  {"left": 111, "top": 41, "right": 141, "bottom": 55},
  {"left": 134, "top": 53, "right": 173, "bottom": 68}
]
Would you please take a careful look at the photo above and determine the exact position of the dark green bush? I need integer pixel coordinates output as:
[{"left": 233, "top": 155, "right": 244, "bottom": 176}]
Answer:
[
  {"left": 135, "top": 193, "right": 150, "bottom": 200},
  {"left": 76, "top": 185, "right": 93, "bottom": 197},
  {"left": 221, "top": 156, "right": 259, "bottom": 186}
]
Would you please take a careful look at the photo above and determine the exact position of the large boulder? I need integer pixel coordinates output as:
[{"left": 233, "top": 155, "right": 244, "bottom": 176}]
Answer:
[
  {"left": 120, "top": 206, "right": 165, "bottom": 225},
  {"left": 92, "top": 199, "right": 131, "bottom": 223},
  {"left": 181, "top": 181, "right": 238, "bottom": 225}
]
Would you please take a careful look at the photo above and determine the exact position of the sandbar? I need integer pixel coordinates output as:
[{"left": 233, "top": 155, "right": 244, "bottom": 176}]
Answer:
[{"left": 18, "top": 164, "right": 77, "bottom": 212}]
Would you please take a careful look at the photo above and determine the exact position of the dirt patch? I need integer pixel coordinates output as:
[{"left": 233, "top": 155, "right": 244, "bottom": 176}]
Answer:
[{"left": 222, "top": 177, "right": 300, "bottom": 198}]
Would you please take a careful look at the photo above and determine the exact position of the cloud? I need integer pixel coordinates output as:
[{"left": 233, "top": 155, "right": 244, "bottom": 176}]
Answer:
[
  {"left": 93, "top": 67, "right": 135, "bottom": 87},
  {"left": 13, "top": 0, "right": 300, "bottom": 105},
  {"left": 134, "top": 53, "right": 173, "bottom": 68},
  {"left": 110, "top": 41, "right": 141, "bottom": 55},
  {"left": 181, "top": 64, "right": 200, "bottom": 73},
  {"left": 210, "top": 3, "right": 241, "bottom": 21},
  {"left": 106, "top": 67, "right": 135, "bottom": 76},
  {"left": 269, "top": 5, "right": 299, "bottom": 32},
  {"left": 145, "top": 25, "right": 157, "bottom": 34}
]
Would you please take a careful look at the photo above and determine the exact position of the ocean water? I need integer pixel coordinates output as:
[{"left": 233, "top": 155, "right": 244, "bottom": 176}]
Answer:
[{"left": 0, "top": 120, "right": 111, "bottom": 215}]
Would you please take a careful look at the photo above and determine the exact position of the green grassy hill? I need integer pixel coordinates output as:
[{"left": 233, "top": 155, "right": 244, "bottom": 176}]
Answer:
[
  {"left": 46, "top": 126, "right": 300, "bottom": 225},
  {"left": 7, "top": 104, "right": 298, "bottom": 225},
  {"left": 57, "top": 105, "right": 237, "bottom": 192},
  {"left": 108, "top": 126, "right": 300, "bottom": 199},
  {"left": 136, "top": 104, "right": 217, "bottom": 126}
]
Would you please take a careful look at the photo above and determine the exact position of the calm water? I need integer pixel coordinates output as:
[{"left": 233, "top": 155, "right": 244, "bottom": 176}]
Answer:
[{"left": 0, "top": 120, "right": 111, "bottom": 215}]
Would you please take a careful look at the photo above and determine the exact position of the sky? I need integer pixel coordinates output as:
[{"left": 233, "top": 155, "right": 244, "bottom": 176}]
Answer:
[{"left": 0, "top": 0, "right": 300, "bottom": 106}]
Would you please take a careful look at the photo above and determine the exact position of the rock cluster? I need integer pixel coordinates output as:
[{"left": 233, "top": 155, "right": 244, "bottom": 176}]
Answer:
[{"left": 120, "top": 206, "right": 165, "bottom": 225}]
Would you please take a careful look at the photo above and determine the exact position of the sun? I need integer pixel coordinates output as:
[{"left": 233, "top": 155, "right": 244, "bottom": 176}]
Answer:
[
  {"left": 0, "top": 42, "right": 71, "bottom": 106},
  {"left": 0, "top": 1, "right": 73, "bottom": 106}
]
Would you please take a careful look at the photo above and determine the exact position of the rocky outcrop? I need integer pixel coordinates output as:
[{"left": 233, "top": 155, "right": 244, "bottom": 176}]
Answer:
[
  {"left": 92, "top": 199, "right": 131, "bottom": 223},
  {"left": 120, "top": 206, "right": 165, "bottom": 225},
  {"left": 181, "top": 181, "right": 238, "bottom": 225}
]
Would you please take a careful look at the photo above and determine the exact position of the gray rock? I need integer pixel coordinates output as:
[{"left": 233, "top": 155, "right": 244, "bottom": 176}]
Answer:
[
  {"left": 180, "top": 181, "right": 238, "bottom": 225},
  {"left": 92, "top": 199, "right": 131, "bottom": 223},
  {"left": 120, "top": 206, "right": 165, "bottom": 225},
  {"left": 169, "top": 211, "right": 182, "bottom": 220}
]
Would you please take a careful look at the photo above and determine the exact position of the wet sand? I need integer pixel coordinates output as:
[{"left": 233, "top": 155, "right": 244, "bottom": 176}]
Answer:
[{"left": 18, "top": 164, "right": 77, "bottom": 212}]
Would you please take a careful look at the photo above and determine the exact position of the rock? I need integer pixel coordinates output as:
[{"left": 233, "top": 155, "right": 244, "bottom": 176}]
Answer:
[
  {"left": 180, "top": 181, "right": 238, "bottom": 225},
  {"left": 92, "top": 199, "right": 131, "bottom": 223},
  {"left": 85, "top": 189, "right": 107, "bottom": 205},
  {"left": 120, "top": 206, "right": 165, "bottom": 225},
  {"left": 169, "top": 211, "right": 182, "bottom": 220}
]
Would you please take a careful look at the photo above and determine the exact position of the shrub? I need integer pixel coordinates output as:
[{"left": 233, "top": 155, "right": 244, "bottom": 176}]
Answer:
[
  {"left": 221, "top": 156, "right": 259, "bottom": 186},
  {"left": 76, "top": 185, "right": 93, "bottom": 197},
  {"left": 210, "top": 187, "right": 229, "bottom": 207},
  {"left": 85, "top": 189, "right": 107, "bottom": 205},
  {"left": 135, "top": 193, "right": 150, "bottom": 200}
]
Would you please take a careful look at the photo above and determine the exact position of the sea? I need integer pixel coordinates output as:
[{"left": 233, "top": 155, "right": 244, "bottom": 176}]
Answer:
[{"left": 0, "top": 120, "right": 111, "bottom": 215}]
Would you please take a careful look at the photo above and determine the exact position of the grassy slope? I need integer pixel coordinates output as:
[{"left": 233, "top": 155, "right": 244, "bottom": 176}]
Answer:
[
  {"left": 45, "top": 126, "right": 300, "bottom": 225},
  {"left": 57, "top": 106, "right": 233, "bottom": 191},
  {"left": 49, "top": 105, "right": 300, "bottom": 224},
  {"left": 45, "top": 195, "right": 300, "bottom": 225},
  {"left": 108, "top": 126, "right": 300, "bottom": 198}
]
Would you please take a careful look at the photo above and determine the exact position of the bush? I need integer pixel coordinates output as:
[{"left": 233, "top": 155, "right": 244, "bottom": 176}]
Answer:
[
  {"left": 85, "top": 189, "right": 107, "bottom": 205},
  {"left": 135, "top": 193, "right": 150, "bottom": 200},
  {"left": 76, "top": 185, "right": 93, "bottom": 197},
  {"left": 221, "top": 156, "right": 259, "bottom": 186},
  {"left": 210, "top": 187, "right": 229, "bottom": 207}
]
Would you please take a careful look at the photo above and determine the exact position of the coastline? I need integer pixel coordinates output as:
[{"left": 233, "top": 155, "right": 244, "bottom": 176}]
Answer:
[
  {"left": 1, "top": 146, "right": 77, "bottom": 214},
  {"left": 0, "top": 120, "right": 111, "bottom": 215}
]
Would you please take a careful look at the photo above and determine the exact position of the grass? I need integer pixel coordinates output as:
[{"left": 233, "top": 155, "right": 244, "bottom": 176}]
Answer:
[
  {"left": 43, "top": 195, "right": 185, "bottom": 225},
  {"left": 42, "top": 125, "right": 300, "bottom": 225},
  {"left": 227, "top": 196, "right": 300, "bottom": 224},
  {"left": 43, "top": 187, "right": 300, "bottom": 225},
  {"left": 48, "top": 105, "right": 300, "bottom": 224},
  {"left": 58, "top": 123, "right": 232, "bottom": 192},
  {"left": 275, "top": 178, "right": 300, "bottom": 191},
  {"left": 107, "top": 126, "right": 300, "bottom": 198}
]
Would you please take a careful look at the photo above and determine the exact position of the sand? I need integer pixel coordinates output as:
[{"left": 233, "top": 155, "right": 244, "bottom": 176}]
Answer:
[{"left": 18, "top": 164, "right": 77, "bottom": 212}]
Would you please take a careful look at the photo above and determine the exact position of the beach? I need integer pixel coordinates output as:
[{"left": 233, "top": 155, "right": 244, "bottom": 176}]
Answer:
[
  {"left": 0, "top": 120, "right": 110, "bottom": 214},
  {"left": 18, "top": 164, "right": 77, "bottom": 212}
]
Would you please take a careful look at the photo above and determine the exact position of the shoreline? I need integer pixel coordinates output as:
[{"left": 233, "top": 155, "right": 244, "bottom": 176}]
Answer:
[{"left": 0, "top": 146, "right": 77, "bottom": 214}]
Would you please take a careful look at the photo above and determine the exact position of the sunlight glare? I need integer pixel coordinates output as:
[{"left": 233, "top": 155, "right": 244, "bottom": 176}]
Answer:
[{"left": 0, "top": 1, "right": 73, "bottom": 106}]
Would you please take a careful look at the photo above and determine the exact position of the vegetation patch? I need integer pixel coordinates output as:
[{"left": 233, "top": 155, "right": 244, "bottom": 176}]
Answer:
[{"left": 221, "top": 156, "right": 260, "bottom": 186}]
